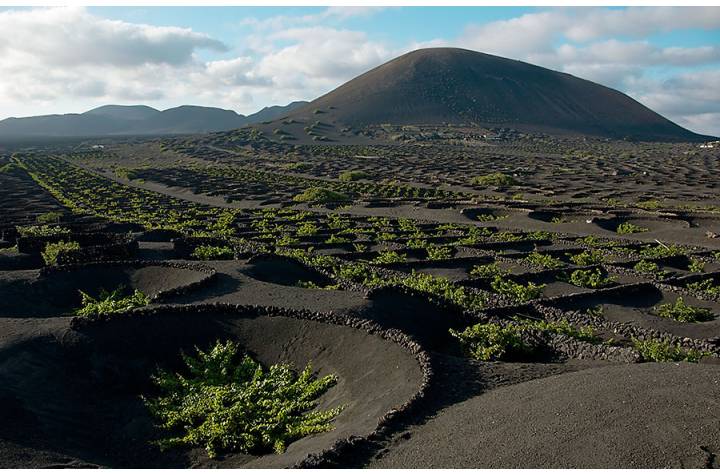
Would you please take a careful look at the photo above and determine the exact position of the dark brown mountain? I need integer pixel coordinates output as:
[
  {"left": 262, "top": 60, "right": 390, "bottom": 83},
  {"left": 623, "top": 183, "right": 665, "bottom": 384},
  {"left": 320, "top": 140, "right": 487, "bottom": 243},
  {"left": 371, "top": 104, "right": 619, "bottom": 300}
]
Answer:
[
  {"left": 0, "top": 101, "right": 308, "bottom": 138},
  {"left": 284, "top": 48, "right": 709, "bottom": 141}
]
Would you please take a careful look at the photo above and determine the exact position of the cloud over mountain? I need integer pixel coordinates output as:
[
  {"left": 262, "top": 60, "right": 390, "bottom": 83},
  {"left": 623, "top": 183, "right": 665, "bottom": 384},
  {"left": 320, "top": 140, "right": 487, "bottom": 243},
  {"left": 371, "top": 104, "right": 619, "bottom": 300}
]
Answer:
[{"left": 0, "top": 6, "right": 718, "bottom": 135}]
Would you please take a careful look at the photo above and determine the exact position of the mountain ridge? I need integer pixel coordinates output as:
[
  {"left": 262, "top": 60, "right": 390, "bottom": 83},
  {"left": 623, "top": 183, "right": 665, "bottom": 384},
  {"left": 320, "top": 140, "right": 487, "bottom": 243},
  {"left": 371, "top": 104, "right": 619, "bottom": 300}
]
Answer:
[
  {"left": 0, "top": 101, "right": 309, "bottom": 137},
  {"left": 281, "top": 48, "right": 709, "bottom": 142}
]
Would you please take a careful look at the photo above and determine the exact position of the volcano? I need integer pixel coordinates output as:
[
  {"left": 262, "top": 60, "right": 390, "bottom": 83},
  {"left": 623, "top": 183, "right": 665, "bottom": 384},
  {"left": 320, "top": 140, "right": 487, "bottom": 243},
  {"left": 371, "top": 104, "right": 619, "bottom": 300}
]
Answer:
[{"left": 283, "top": 48, "right": 707, "bottom": 141}]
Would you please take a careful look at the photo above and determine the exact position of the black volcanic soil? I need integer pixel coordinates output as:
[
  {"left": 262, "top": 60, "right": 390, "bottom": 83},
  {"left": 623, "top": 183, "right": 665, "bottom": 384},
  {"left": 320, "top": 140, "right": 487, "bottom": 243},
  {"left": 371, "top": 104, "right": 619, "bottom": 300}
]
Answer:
[
  {"left": 3, "top": 90, "right": 720, "bottom": 469},
  {"left": 0, "top": 263, "right": 209, "bottom": 317},
  {"left": 0, "top": 309, "right": 423, "bottom": 468},
  {"left": 368, "top": 363, "right": 720, "bottom": 469}
]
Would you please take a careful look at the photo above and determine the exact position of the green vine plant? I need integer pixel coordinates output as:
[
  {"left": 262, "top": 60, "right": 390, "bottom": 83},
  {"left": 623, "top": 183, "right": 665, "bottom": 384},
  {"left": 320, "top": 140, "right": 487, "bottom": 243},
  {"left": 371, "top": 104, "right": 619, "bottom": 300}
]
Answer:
[
  {"left": 469, "top": 262, "right": 507, "bottom": 279},
  {"left": 490, "top": 275, "right": 545, "bottom": 302},
  {"left": 631, "top": 338, "right": 709, "bottom": 362},
  {"left": 616, "top": 222, "right": 648, "bottom": 235},
  {"left": 632, "top": 260, "right": 668, "bottom": 279},
  {"left": 569, "top": 249, "right": 605, "bottom": 266},
  {"left": 688, "top": 258, "right": 705, "bottom": 273},
  {"left": 450, "top": 317, "right": 597, "bottom": 361},
  {"left": 566, "top": 268, "right": 615, "bottom": 289},
  {"left": 687, "top": 278, "right": 720, "bottom": 296},
  {"left": 143, "top": 341, "right": 343, "bottom": 458},
  {"left": 76, "top": 286, "right": 150, "bottom": 317},
  {"left": 41, "top": 240, "right": 80, "bottom": 266},
  {"left": 524, "top": 251, "right": 564, "bottom": 269},
  {"left": 191, "top": 245, "right": 234, "bottom": 260},
  {"left": 371, "top": 250, "right": 406, "bottom": 264},
  {"left": 654, "top": 297, "right": 715, "bottom": 323},
  {"left": 17, "top": 224, "right": 70, "bottom": 238},
  {"left": 426, "top": 245, "right": 453, "bottom": 260}
]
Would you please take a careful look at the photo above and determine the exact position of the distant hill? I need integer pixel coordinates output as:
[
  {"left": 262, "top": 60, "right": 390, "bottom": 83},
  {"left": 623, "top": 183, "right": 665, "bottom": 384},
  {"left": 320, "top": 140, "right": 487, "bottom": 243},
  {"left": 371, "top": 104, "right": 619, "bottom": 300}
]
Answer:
[
  {"left": 0, "top": 101, "right": 308, "bottom": 138},
  {"left": 281, "top": 48, "right": 708, "bottom": 142},
  {"left": 246, "top": 101, "right": 309, "bottom": 124},
  {"left": 84, "top": 105, "right": 160, "bottom": 121}
]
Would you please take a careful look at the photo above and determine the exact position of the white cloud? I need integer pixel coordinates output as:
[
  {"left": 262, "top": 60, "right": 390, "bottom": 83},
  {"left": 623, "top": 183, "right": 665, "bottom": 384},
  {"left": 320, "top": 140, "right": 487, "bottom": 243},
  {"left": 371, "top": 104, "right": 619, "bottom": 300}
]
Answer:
[
  {"left": 459, "top": 8, "right": 720, "bottom": 61},
  {"left": 455, "top": 8, "right": 720, "bottom": 135},
  {"left": 259, "top": 27, "right": 389, "bottom": 81},
  {"left": 460, "top": 11, "right": 566, "bottom": 58},
  {"left": 0, "top": 6, "right": 393, "bottom": 118},
  {"left": 630, "top": 70, "right": 720, "bottom": 116},
  {"left": 564, "top": 7, "right": 720, "bottom": 42},
  {"left": 240, "top": 6, "right": 385, "bottom": 31},
  {"left": 0, "top": 6, "right": 226, "bottom": 67},
  {"left": 0, "top": 5, "right": 718, "bottom": 137}
]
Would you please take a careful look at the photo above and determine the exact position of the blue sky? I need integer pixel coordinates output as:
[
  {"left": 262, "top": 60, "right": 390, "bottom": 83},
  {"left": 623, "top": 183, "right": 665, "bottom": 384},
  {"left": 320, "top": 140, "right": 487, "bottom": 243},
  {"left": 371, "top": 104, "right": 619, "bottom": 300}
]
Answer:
[{"left": 0, "top": 6, "right": 719, "bottom": 134}]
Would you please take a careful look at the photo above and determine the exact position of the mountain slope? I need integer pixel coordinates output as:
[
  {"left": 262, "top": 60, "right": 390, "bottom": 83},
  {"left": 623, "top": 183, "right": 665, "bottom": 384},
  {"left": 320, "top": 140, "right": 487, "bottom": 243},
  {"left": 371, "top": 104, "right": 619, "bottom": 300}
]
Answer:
[
  {"left": 0, "top": 114, "right": 137, "bottom": 137},
  {"left": 245, "top": 101, "right": 309, "bottom": 124},
  {"left": 84, "top": 105, "right": 160, "bottom": 121},
  {"left": 0, "top": 101, "right": 308, "bottom": 137},
  {"left": 284, "top": 48, "right": 706, "bottom": 141},
  {"left": 134, "top": 105, "right": 246, "bottom": 134}
]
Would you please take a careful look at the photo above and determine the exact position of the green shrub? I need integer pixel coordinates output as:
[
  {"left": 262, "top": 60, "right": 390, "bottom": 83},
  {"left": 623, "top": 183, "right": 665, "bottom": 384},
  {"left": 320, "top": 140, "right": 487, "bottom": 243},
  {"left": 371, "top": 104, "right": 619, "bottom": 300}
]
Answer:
[
  {"left": 472, "top": 213, "right": 503, "bottom": 222},
  {"left": 529, "top": 318, "right": 598, "bottom": 343},
  {"left": 451, "top": 318, "right": 597, "bottom": 361},
  {"left": 144, "top": 341, "right": 343, "bottom": 458},
  {"left": 471, "top": 172, "right": 518, "bottom": 187},
  {"left": 41, "top": 240, "right": 80, "bottom": 265},
  {"left": 0, "top": 162, "right": 19, "bottom": 173},
  {"left": 401, "top": 271, "right": 486, "bottom": 311},
  {"left": 76, "top": 286, "right": 150, "bottom": 317},
  {"left": 450, "top": 322, "right": 529, "bottom": 361},
  {"left": 638, "top": 244, "right": 684, "bottom": 259},
  {"left": 115, "top": 167, "right": 138, "bottom": 181},
  {"left": 325, "top": 234, "right": 350, "bottom": 244},
  {"left": 407, "top": 238, "right": 429, "bottom": 249},
  {"left": 469, "top": 262, "right": 506, "bottom": 279},
  {"left": 17, "top": 224, "right": 70, "bottom": 238},
  {"left": 654, "top": 297, "right": 715, "bottom": 323},
  {"left": 283, "top": 162, "right": 312, "bottom": 171},
  {"left": 616, "top": 222, "right": 648, "bottom": 234},
  {"left": 296, "top": 222, "right": 319, "bottom": 236},
  {"left": 570, "top": 249, "right": 605, "bottom": 266},
  {"left": 633, "top": 259, "right": 667, "bottom": 278},
  {"left": 293, "top": 187, "right": 349, "bottom": 204},
  {"left": 632, "top": 338, "right": 709, "bottom": 362},
  {"left": 491, "top": 275, "right": 545, "bottom": 302},
  {"left": 352, "top": 243, "right": 367, "bottom": 252},
  {"left": 688, "top": 258, "right": 705, "bottom": 273},
  {"left": 524, "top": 251, "right": 563, "bottom": 269},
  {"left": 426, "top": 245, "right": 453, "bottom": 260},
  {"left": 636, "top": 199, "right": 661, "bottom": 210},
  {"left": 335, "top": 262, "right": 385, "bottom": 288},
  {"left": 491, "top": 231, "right": 522, "bottom": 242},
  {"left": 687, "top": 278, "right": 720, "bottom": 296},
  {"left": 338, "top": 170, "right": 370, "bottom": 182},
  {"left": 567, "top": 268, "right": 615, "bottom": 288},
  {"left": 371, "top": 250, "right": 406, "bottom": 264},
  {"left": 525, "top": 231, "right": 554, "bottom": 241},
  {"left": 275, "top": 234, "right": 299, "bottom": 246},
  {"left": 296, "top": 280, "right": 340, "bottom": 290},
  {"left": 191, "top": 245, "right": 234, "bottom": 260},
  {"left": 36, "top": 211, "right": 63, "bottom": 224}
]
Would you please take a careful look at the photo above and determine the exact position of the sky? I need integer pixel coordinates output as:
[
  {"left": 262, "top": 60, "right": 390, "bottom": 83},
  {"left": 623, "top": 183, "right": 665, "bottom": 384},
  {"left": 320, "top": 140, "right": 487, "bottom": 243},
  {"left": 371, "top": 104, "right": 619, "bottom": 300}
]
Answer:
[{"left": 0, "top": 6, "right": 719, "bottom": 135}]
